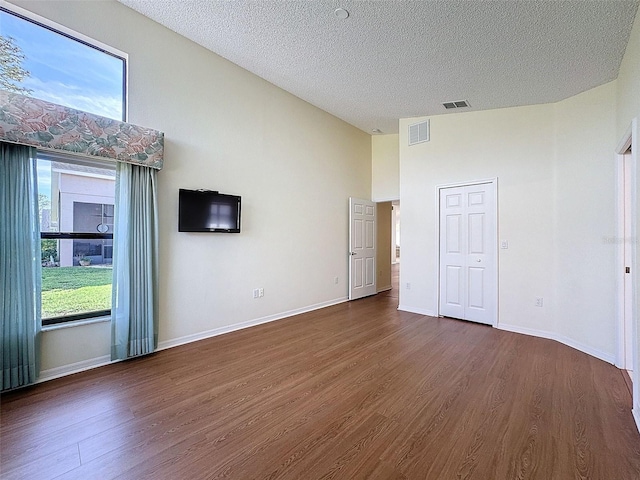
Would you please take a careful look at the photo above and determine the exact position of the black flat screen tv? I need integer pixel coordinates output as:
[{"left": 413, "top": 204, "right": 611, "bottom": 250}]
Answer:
[{"left": 179, "top": 189, "right": 241, "bottom": 233}]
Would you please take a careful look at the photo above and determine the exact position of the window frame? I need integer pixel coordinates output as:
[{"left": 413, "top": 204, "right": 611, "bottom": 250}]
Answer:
[
  {"left": 0, "top": 2, "right": 129, "bottom": 122},
  {"left": 38, "top": 153, "right": 117, "bottom": 326}
]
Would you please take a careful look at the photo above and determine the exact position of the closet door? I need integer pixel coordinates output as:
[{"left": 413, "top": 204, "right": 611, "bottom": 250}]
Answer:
[{"left": 439, "top": 183, "right": 496, "bottom": 325}]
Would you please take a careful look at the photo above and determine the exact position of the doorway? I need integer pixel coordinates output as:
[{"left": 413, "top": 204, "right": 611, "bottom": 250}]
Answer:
[
  {"left": 616, "top": 124, "right": 636, "bottom": 381},
  {"left": 375, "top": 201, "right": 399, "bottom": 302},
  {"left": 349, "top": 197, "right": 377, "bottom": 300},
  {"left": 438, "top": 180, "right": 498, "bottom": 326},
  {"left": 392, "top": 201, "right": 400, "bottom": 264}
]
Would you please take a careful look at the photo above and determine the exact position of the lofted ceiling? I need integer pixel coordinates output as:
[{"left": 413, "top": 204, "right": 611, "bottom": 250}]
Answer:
[{"left": 118, "top": 0, "right": 639, "bottom": 135}]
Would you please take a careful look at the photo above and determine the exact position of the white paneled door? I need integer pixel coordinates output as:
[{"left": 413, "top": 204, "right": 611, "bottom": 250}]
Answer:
[
  {"left": 349, "top": 197, "right": 377, "bottom": 300},
  {"left": 439, "top": 183, "right": 496, "bottom": 325}
]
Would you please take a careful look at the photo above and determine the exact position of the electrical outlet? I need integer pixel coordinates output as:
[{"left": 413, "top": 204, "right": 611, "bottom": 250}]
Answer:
[
  {"left": 334, "top": 276, "right": 339, "bottom": 284},
  {"left": 259, "top": 288, "right": 264, "bottom": 297},
  {"left": 406, "top": 282, "right": 411, "bottom": 290},
  {"left": 253, "top": 289, "right": 259, "bottom": 299},
  {"left": 535, "top": 297, "right": 543, "bottom": 307},
  {"left": 501, "top": 240, "right": 509, "bottom": 249}
]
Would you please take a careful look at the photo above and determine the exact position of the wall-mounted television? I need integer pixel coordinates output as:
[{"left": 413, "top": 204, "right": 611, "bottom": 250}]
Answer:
[{"left": 179, "top": 189, "right": 241, "bottom": 233}]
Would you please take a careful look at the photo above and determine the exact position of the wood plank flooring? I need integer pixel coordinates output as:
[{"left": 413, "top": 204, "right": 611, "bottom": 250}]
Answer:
[{"left": 2, "top": 274, "right": 639, "bottom": 479}]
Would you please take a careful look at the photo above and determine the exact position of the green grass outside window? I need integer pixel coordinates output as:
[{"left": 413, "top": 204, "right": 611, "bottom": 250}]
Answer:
[{"left": 41, "top": 267, "right": 112, "bottom": 319}]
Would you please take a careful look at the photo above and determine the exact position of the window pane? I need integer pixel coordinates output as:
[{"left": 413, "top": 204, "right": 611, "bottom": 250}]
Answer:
[
  {"left": 0, "top": 8, "right": 126, "bottom": 120},
  {"left": 38, "top": 156, "right": 115, "bottom": 323},
  {"left": 38, "top": 159, "right": 116, "bottom": 234},
  {"left": 41, "top": 242, "right": 112, "bottom": 320}
]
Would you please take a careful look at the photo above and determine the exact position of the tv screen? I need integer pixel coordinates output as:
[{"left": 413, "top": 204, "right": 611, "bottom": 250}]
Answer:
[{"left": 179, "top": 189, "right": 241, "bottom": 233}]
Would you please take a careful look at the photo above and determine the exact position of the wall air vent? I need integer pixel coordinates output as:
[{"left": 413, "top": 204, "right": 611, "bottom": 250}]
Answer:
[
  {"left": 408, "top": 120, "right": 429, "bottom": 146},
  {"left": 443, "top": 100, "right": 470, "bottom": 109}
]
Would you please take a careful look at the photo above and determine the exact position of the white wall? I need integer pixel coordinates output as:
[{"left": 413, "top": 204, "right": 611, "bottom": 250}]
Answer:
[
  {"left": 399, "top": 81, "right": 618, "bottom": 362},
  {"left": 552, "top": 85, "right": 617, "bottom": 351},
  {"left": 11, "top": 1, "right": 371, "bottom": 374},
  {"left": 372, "top": 134, "right": 399, "bottom": 201}
]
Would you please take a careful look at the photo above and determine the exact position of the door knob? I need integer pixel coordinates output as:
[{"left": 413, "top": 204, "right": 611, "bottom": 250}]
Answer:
[
  {"left": 350, "top": 252, "right": 357, "bottom": 256},
  {"left": 477, "top": 259, "right": 481, "bottom": 262}
]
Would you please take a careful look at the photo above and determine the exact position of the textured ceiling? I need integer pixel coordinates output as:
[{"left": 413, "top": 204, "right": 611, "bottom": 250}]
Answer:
[{"left": 118, "top": 0, "right": 639, "bottom": 135}]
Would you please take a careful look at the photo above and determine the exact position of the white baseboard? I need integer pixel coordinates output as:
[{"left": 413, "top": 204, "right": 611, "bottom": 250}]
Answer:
[
  {"left": 498, "top": 323, "right": 616, "bottom": 365},
  {"left": 397, "top": 305, "right": 437, "bottom": 317},
  {"left": 633, "top": 406, "right": 640, "bottom": 434},
  {"left": 36, "top": 300, "right": 619, "bottom": 388},
  {"left": 39, "top": 354, "right": 112, "bottom": 383},
  {"left": 36, "top": 297, "right": 348, "bottom": 384},
  {"left": 377, "top": 285, "right": 392, "bottom": 293},
  {"left": 157, "top": 296, "right": 348, "bottom": 351}
]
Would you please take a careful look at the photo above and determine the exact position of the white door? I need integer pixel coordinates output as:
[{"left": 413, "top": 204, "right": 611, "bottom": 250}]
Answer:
[
  {"left": 349, "top": 197, "right": 376, "bottom": 300},
  {"left": 439, "top": 183, "right": 496, "bottom": 325},
  {"left": 623, "top": 152, "right": 634, "bottom": 371}
]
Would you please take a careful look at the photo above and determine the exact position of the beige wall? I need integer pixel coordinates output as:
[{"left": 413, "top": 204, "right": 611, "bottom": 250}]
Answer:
[
  {"left": 399, "top": 81, "right": 618, "bottom": 362},
  {"left": 372, "top": 134, "right": 399, "bottom": 201},
  {"left": 11, "top": 1, "right": 639, "bottom": 384},
  {"left": 12, "top": 1, "right": 371, "bottom": 374},
  {"left": 376, "top": 202, "right": 392, "bottom": 292}
]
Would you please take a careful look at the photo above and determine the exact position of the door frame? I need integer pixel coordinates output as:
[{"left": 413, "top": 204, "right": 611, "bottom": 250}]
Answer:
[
  {"left": 614, "top": 124, "right": 637, "bottom": 372},
  {"left": 615, "top": 118, "right": 639, "bottom": 431},
  {"left": 436, "top": 178, "right": 499, "bottom": 327}
]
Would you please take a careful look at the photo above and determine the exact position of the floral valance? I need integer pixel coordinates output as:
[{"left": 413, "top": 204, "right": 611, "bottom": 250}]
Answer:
[{"left": 0, "top": 90, "right": 164, "bottom": 169}]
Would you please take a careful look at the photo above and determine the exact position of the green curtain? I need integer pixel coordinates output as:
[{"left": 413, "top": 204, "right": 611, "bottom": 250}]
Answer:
[
  {"left": 0, "top": 142, "right": 41, "bottom": 390},
  {"left": 111, "top": 162, "right": 159, "bottom": 360}
]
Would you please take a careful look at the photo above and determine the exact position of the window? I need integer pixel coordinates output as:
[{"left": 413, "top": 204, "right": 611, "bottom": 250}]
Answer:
[
  {"left": 0, "top": 5, "right": 127, "bottom": 121},
  {"left": 0, "top": 5, "right": 127, "bottom": 325},
  {"left": 39, "top": 154, "right": 116, "bottom": 326}
]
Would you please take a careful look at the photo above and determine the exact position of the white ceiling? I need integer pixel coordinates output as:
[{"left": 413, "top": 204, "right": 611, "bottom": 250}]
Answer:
[{"left": 118, "top": 0, "right": 639, "bottom": 135}]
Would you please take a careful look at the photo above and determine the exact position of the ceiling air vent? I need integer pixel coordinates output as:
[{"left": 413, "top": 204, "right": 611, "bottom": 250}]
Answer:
[
  {"left": 443, "top": 100, "right": 470, "bottom": 110},
  {"left": 408, "top": 120, "right": 429, "bottom": 146}
]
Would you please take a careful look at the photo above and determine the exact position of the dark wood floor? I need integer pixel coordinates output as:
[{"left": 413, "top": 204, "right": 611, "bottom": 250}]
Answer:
[{"left": 2, "top": 267, "right": 640, "bottom": 479}]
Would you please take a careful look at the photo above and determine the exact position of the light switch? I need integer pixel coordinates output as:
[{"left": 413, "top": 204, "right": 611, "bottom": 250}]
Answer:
[{"left": 500, "top": 240, "right": 508, "bottom": 249}]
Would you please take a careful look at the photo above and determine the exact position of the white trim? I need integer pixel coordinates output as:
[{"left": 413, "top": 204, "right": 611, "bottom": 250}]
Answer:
[
  {"left": 41, "top": 315, "right": 110, "bottom": 332},
  {"left": 398, "top": 305, "right": 437, "bottom": 317},
  {"left": 36, "top": 297, "right": 349, "bottom": 384},
  {"left": 615, "top": 118, "right": 639, "bottom": 411},
  {"left": 435, "top": 177, "right": 499, "bottom": 190},
  {"left": 633, "top": 407, "right": 640, "bottom": 434},
  {"left": 373, "top": 196, "right": 401, "bottom": 203},
  {"left": 615, "top": 141, "right": 636, "bottom": 369},
  {"left": 632, "top": 119, "right": 639, "bottom": 413},
  {"left": 616, "top": 124, "right": 633, "bottom": 154},
  {"left": 38, "top": 355, "right": 112, "bottom": 383},
  {"left": 615, "top": 152, "right": 625, "bottom": 368},
  {"left": 435, "top": 178, "right": 499, "bottom": 327},
  {"left": 377, "top": 286, "right": 392, "bottom": 293},
  {"left": 498, "top": 323, "right": 616, "bottom": 365},
  {"left": 158, "top": 297, "right": 348, "bottom": 351}
]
